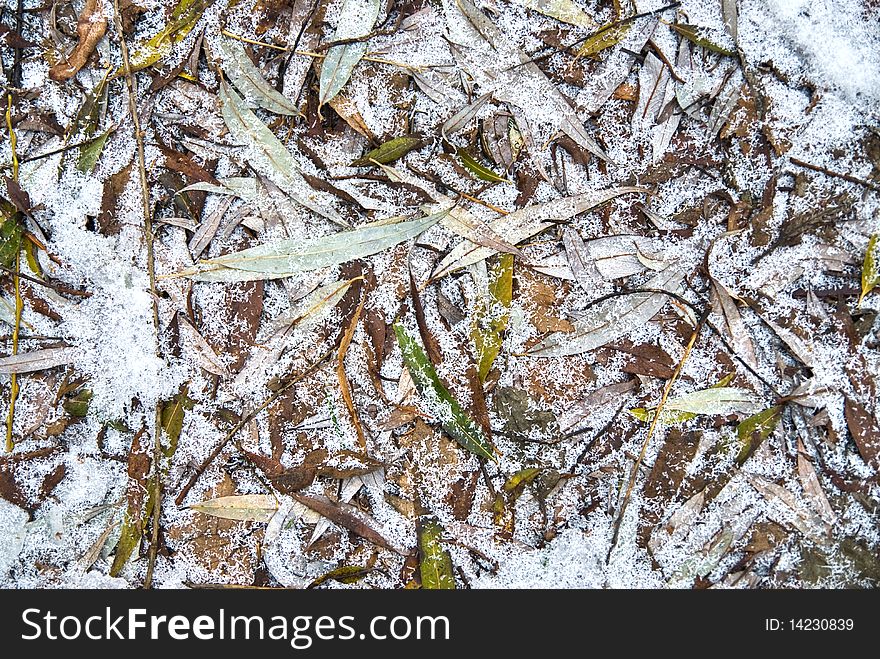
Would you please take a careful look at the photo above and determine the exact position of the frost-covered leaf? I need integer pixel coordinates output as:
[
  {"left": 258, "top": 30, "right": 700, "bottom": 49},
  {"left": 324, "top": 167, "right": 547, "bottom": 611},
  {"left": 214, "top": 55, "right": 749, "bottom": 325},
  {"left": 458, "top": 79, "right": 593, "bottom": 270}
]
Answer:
[
  {"left": 318, "top": 0, "right": 381, "bottom": 106},
  {"left": 710, "top": 280, "right": 757, "bottom": 368},
  {"left": 843, "top": 397, "right": 880, "bottom": 470},
  {"left": 122, "top": 0, "right": 209, "bottom": 74},
  {"left": 178, "top": 177, "right": 258, "bottom": 202},
  {"left": 176, "top": 210, "right": 446, "bottom": 281},
  {"left": 587, "top": 234, "right": 666, "bottom": 279},
  {"left": 858, "top": 233, "right": 879, "bottom": 306},
  {"left": 562, "top": 228, "right": 603, "bottom": 293},
  {"left": 578, "top": 22, "right": 629, "bottom": 59},
  {"left": 472, "top": 253, "right": 513, "bottom": 381},
  {"left": 442, "top": 92, "right": 492, "bottom": 139},
  {"left": 395, "top": 323, "right": 497, "bottom": 461},
  {"left": 417, "top": 517, "right": 455, "bottom": 589},
  {"left": 432, "top": 186, "right": 645, "bottom": 279},
  {"left": 215, "top": 37, "right": 301, "bottom": 115},
  {"left": 706, "top": 81, "right": 739, "bottom": 141},
  {"left": 0, "top": 213, "right": 23, "bottom": 269},
  {"left": 633, "top": 52, "right": 669, "bottom": 132},
  {"left": 219, "top": 81, "right": 346, "bottom": 226},
  {"left": 513, "top": 0, "right": 597, "bottom": 29},
  {"left": 632, "top": 386, "right": 758, "bottom": 425},
  {"left": 351, "top": 135, "right": 423, "bottom": 166},
  {"left": 528, "top": 265, "right": 683, "bottom": 357},
  {"left": 670, "top": 23, "right": 736, "bottom": 57},
  {"left": 160, "top": 384, "right": 195, "bottom": 458},
  {"left": 189, "top": 494, "right": 279, "bottom": 522},
  {"left": 721, "top": 0, "right": 738, "bottom": 42},
  {"left": 797, "top": 440, "right": 836, "bottom": 526},
  {"left": 0, "top": 347, "right": 80, "bottom": 374},
  {"left": 292, "top": 492, "right": 400, "bottom": 552}
]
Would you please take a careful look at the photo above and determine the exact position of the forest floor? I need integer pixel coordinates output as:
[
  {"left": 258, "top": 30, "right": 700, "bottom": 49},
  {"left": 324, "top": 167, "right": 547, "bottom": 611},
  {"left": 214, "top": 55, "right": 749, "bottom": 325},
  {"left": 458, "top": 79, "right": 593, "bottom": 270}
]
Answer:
[{"left": 0, "top": 0, "right": 879, "bottom": 589}]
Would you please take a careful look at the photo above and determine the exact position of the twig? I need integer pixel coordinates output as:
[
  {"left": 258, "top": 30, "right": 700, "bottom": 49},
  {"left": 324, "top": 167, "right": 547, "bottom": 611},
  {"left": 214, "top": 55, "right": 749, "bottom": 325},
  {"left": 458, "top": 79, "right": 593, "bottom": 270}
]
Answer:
[
  {"left": 174, "top": 349, "right": 333, "bottom": 506},
  {"left": 0, "top": 263, "right": 92, "bottom": 297},
  {"left": 606, "top": 308, "right": 710, "bottom": 563},
  {"left": 4, "top": 93, "right": 21, "bottom": 452},
  {"left": 111, "top": 0, "right": 162, "bottom": 588},
  {"left": 789, "top": 156, "right": 880, "bottom": 192}
]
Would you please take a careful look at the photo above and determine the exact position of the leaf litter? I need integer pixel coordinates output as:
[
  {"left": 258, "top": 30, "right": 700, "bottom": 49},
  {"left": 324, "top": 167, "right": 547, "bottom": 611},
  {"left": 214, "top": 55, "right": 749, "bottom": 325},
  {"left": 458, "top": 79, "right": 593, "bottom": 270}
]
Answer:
[{"left": 0, "top": 0, "right": 878, "bottom": 591}]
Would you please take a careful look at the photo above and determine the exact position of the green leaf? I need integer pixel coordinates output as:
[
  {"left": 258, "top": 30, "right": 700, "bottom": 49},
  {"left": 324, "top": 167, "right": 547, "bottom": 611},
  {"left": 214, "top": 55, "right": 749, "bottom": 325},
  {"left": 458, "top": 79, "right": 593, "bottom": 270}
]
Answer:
[
  {"left": 735, "top": 406, "right": 782, "bottom": 465},
  {"left": 188, "top": 494, "right": 279, "bottom": 522},
  {"left": 0, "top": 213, "right": 24, "bottom": 269},
  {"left": 160, "top": 384, "right": 195, "bottom": 458},
  {"left": 308, "top": 565, "right": 373, "bottom": 588},
  {"left": 472, "top": 253, "right": 513, "bottom": 381},
  {"left": 418, "top": 517, "right": 455, "bottom": 589},
  {"left": 394, "top": 323, "right": 497, "bottom": 461},
  {"left": 577, "top": 22, "right": 630, "bottom": 59},
  {"left": 457, "top": 148, "right": 511, "bottom": 183},
  {"left": 121, "top": 0, "right": 211, "bottom": 75},
  {"left": 177, "top": 210, "right": 447, "bottom": 281},
  {"left": 318, "top": 0, "right": 381, "bottom": 106},
  {"left": 110, "top": 510, "right": 145, "bottom": 576},
  {"left": 215, "top": 37, "right": 301, "bottom": 116},
  {"left": 503, "top": 467, "right": 544, "bottom": 500},
  {"left": 351, "top": 136, "right": 423, "bottom": 166},
  {"left": 63, "top": 389, "right": 92, "bottom": 418},
  {"left": 670, "top": 23, "right": 737, "bottom": 57},
  {"left": 76, "top": 129, "right": 111, "bottom": 174},
  {"left": 858, "top": 233, "right": 879, "bottom": 306}
]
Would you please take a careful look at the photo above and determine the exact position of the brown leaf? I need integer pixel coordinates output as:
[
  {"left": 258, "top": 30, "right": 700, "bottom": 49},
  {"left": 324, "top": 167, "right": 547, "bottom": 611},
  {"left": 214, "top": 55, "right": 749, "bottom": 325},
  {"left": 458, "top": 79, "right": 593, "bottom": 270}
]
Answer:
[
  {"left": 844, "top": 397, "right": 880, "bottom": 470},
  {"left": 409, "top": 269, "right": 442, "bottom": 366},
  {"left": 364, "top": 308, "right": 386, "bottom": 367},
  {"left": 48, "top": 0, "right": 108, "bottom": 82},
  {"left": 638, "top": 429, "right": 701, "bottom": 547},
  {"left": 609, "top": 340, "right": 675, "bottom": 379},
  {"left": 315, "top": 450, "right": 385, "bottom": 479},
  {"left": 0, "top": 466, "right": 30, "bottom": 510},
  {"left": 39, "top": 464, "right": 67, "bottom": 500},
  {"left": 4, "top": 176, "right": 32, "bottom": 213},
  {"left": 291, "top": 492, "right": 401, "bottom": 553},
  {"left": 446, "top": 470, "right": 479, "bottom": 521},
  {"left": 98, "top": 163, "right": 132, "bottom": 236},
  {"left": 118, "top": 0, "right": 147, "bottom": 33},
  {"left": 158, "top": 144, "right": 218, "bottom": 186}
]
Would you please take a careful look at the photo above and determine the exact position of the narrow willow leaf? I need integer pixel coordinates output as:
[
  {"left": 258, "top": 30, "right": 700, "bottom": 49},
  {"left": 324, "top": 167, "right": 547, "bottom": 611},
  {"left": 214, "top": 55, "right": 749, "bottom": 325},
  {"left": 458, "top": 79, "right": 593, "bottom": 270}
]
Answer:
[
  {"left": 189, "top": 494, "right": 279, "bottom": 522},
  {"left": 441, "top": 92, "right": 492, "bottom": 139},
  {"left": 418, "top": 517, "right": 455, "bottom": 589},
  {"left": 512, "top": 0, "right": 597, "bottom": 29},
  {"left": 0, "top": 213, "right": 24, "bottom": 268},
  {"left": 528, "top": 265, "right": 682, "bottom": 357},
  {"left": 503, "top": 467, "right": 544, "bottom": 500},
  {"left": 671, "top": 23, "right": 736, "bottom": 57},
  {"left": 472, "top": 254, "right": 513, "bottom": 381},
  {"left": 110, "top": 511, "right": 143, "bottom": 576},
  {"left": 215, "top": 37, "right": 301, "bottom": 116},
  {"left": 351, "top": 135, "right": 423, "bottom": 166},
  {"left": 318, "top": 0, "right": 381, "bottom": 106},
  {"left": 632, "top": 386, "right": 759, "bottom": 426},
  {"left": 858, "top": 233, "right": 879, "bottom": 306},
  {"left": 432, "top": 186, "right": 645, "bottom": 279},
  {"left": 721, "top": 0, "right": 738, "bottom": 42},
  {"left": 457, "top": 148, "right": 511, "bottom": 183},
  {"left": 308, "top": 565, "right": 373, "bottom": 588},
  {"left": 219, "top": 81, "right": 346, "bottom": 226},
  {"left": 395, "top": 323, "right": 497, "bottom": 461},
  {"left": 160, "top": 384, "right": 195, "bottom": 458},
  {"left": 122, "top": 0, "right": 210, "bottom": 74},
  {"left": 706, "top": 81, "right": 739, "bottom": 141},
  {"left": 0, "top": 346, "right": 79, "bottom": 374},
  {"left": 577, "top": 22, "right": 630, "bottom": 59},
  {"left": 562, "top": 227, "right": 603, "bottom": 293},
  {"left": 735, "top": 407, "right": 781, "bottom": 464},
  {"left": 177, "top": 177, "right": 258, "bottom": 202},
  {"left": 76, "top": 129, "right": 111, "bottom": 173},
  {"left": 177, "top": 211, "right": 447, "bottom": 281}
]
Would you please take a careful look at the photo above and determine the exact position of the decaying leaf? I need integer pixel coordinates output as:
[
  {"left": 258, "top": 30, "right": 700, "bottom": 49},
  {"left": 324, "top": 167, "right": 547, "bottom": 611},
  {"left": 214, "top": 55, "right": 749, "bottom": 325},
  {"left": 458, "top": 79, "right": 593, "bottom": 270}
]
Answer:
[
  {"left": 417, "top": 516, "right": 455, "bottom": 589},
  {"left": 189, "top": 494, "right": 279, "bottom": 522},
  {"left": 736, "top": 406, "right": 782, "bottom": 465},
  {"left": 858, "top": 233, "right": 879, "bottom": 306},
  {"left": 351, "top": 135, "right": 424, "bottom": 167},
  {"left": 395, "top": 323, "right": 497, "bottom": 461},
  {"left": 843, "top": 397, "right": 880, "bottom": 470},
  {"left": 0, "top": 347, "right": 80, "bottom": 374},
  {"left": 472, "top": 253, "right": 514, "bottom": 381},
  {"left": 513, "top": 0, "right": 597, "bottom": 29},
  {"left": 291, "top": 492, "right": 400, "bottom": 553},
  {"left": 631, "top": 386, "right": 758, "bottom": 425},
  {"left": 49, "top": 0, "right": 108, "bottom": 82}
]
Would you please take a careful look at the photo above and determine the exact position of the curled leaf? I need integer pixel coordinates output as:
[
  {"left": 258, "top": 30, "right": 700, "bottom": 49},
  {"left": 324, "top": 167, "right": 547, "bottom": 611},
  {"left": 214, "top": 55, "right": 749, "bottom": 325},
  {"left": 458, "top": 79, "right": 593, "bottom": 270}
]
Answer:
[
  {"left": 188, "top": 494, "right": 279, "bottom": 522},
  {"left": 351, "top": 135, "right": 424, "bottom": 167},
  {"left": 215, "top": 37, "right": 301, "bottom": 115},
  {"left": 318, "top": 0, "right": 381, "bottom": 106},
  {"left": 48, "top": 0, "right": 108, "bottom": 82}
]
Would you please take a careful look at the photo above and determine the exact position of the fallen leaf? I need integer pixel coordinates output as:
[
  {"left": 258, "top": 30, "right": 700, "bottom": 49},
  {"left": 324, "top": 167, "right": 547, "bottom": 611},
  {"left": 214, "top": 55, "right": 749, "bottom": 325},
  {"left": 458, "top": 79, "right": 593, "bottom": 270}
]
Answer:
[
  {"left": 417, "top": 516, "right": 455, "bottom": 589},
  {"left": 189, "top": 494, "right": 279, "bottom": 522},
  {"left": 843, "top": 397, "right": 880, "bottom": 470},
  {"left": 318, "top": 0, "right": 381, "bottom": 106},
  {"left": 48, "top": 0, "right": 108, "bottom": 82}
]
